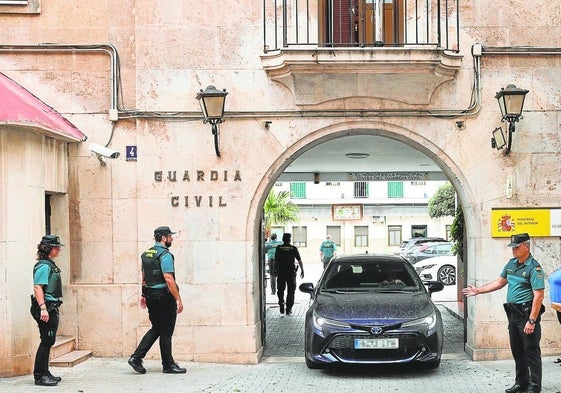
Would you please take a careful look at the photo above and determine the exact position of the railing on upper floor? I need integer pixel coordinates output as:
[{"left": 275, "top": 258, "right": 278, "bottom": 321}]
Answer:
[{"left": 263, "top": 0, "right": 460, "bottom": 53}]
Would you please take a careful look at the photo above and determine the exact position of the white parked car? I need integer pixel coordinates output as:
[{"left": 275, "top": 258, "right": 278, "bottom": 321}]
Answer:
[
  {"left": 394, "top": 237, "right": 446, "bottom": 256},
  {"left": 415, "top": 255, "right": 457, "bottom": 286}
]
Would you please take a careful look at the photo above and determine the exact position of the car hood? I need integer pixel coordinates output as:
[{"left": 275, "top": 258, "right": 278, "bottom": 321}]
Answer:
[{"left": 313, "top": 290, "right": 436, "bottom": 323}]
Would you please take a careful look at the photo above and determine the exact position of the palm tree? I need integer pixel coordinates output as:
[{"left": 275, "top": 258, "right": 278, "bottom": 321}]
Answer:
[{"left": 263, "top": 190, "right": 300, "bottom": 236}]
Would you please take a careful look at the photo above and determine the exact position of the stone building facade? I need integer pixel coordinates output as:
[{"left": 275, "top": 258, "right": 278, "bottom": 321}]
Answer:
[{"left": 2, "top": 0, "right": 561, "bottom": 377}]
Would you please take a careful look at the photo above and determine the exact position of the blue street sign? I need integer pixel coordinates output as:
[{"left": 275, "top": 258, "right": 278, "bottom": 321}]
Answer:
[{"left": 126, "top": 146, "right": 137, "bottom": 161}]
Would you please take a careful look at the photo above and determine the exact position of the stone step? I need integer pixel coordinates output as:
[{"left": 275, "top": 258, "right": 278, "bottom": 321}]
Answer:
[
  {"left": 50, "top": 350, "right": 93, "bottom": 367},
  {"left": 50, "top": 336, "right": 75, "bottom": 360}
]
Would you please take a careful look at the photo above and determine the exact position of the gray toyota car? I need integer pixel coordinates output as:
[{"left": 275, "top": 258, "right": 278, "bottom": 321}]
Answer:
[{"left": 299, "top": 254, "right": 444, "bottom": 369}]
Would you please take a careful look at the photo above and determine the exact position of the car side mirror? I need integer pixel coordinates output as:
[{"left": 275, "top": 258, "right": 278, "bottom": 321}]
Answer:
[
  {"left": 425, "top": 281, "right": 444, "bottom": 294},
  {"left": 299, "top": 282, "right": 314, "bottom": 295}
]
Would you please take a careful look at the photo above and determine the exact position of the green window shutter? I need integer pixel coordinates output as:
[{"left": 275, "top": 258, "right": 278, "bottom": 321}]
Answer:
[
  {"left": 290, "top": 182, "right": 306, "bottom": 199},
  {"left": 388, "top": 181, "right": 403, "bottom": 198}
]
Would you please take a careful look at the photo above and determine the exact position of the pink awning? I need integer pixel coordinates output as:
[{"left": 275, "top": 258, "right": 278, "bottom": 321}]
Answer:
[{"left": 0, "top": 72, "right": 87, "bottom": 142}]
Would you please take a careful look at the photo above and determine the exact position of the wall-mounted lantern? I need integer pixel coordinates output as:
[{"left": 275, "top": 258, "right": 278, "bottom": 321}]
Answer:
[
  {"left": 196, "top": 85, "right": 228, "bottom": 157},
  {"left": 492, "top": 84, "right": 528, "bottom": 154}
]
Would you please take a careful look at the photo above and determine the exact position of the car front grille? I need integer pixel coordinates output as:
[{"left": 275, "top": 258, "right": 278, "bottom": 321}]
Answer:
[{"left": 327, "top": 333, "right": 425, "bottom": 362}]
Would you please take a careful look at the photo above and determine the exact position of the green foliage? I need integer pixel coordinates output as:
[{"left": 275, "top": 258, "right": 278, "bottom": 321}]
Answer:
[
  {"left": 450, "top": 206, "right": 464, "bottom": 257},
  {"left": 428, "top": 182, "right": 455, "bottom": 218},
  {"left": 263, "top": 190, "right": 300, "bottom": 234}
]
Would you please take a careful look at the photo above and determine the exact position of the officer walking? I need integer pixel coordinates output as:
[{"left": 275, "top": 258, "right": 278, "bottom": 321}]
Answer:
[
  {"left": 128, "top": 226, "right": 186, "bottom": 374},
  {"left": 319, "top": 234, "right": 337, "bottom": 269},
  {"left": 463, "top": 233, "right": 545, "bottom": 393},
  {"left": 275, "top": 233, "right": 304, "bottom": 315}
]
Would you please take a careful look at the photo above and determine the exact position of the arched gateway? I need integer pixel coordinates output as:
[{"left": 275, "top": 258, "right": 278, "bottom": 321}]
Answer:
[{"left": 248, "top": 121, "right": 478, "bottom": 356}]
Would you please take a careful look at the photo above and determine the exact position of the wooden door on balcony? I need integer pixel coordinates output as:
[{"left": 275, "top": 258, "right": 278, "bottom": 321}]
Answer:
[{"left": 319, "top": 0, "right": 403, "bottom": 46}]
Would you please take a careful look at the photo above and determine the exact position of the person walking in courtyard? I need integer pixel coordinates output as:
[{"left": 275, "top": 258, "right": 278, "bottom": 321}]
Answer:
[
  {"left": 128, "top": 226, "right": 186, "bottom": 374},
  {"left": 319, "top": 234, "right": 337, "bottom": 269},
  {"left": 462, "top": 233, "right": 545, "bottom": 393},
  {"left": 275, "top": 233, "right": 304, "bottom": 315},
  {"left": 265, "top": 233, "right": 283, "bottom": 295},
  {"left": 31, "top": 235, "right": 65, "bottom": 386}
]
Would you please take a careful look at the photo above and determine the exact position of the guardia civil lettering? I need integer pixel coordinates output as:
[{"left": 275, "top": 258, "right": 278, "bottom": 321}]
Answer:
[{"left": 154, "top": 170, "right": 242, "bottom": 182}]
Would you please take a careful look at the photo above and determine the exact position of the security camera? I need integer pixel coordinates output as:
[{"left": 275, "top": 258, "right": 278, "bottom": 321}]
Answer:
[{"left": 89, "top": 143, "right": 120, "bottom": 159}]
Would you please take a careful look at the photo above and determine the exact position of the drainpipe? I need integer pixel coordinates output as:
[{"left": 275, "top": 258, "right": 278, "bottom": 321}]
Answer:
[
  {"left": 0, "top": 43, "right": 120, "bottom": 120},
  {"left": 481, "top": 46, "right": 561, "bottom": 56},
  {"left": 0, "top": 43, "right": 483, "bottom": 120}
]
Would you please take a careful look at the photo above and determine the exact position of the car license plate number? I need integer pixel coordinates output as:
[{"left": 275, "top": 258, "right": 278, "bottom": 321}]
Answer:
[{"left": 354, "top": 338, "right": 398, "bottom": 349}]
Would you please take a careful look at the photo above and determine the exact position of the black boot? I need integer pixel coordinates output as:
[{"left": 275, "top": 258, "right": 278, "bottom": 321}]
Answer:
[
  {"left": 128, "top": 356, "right": 146, "bottom": 374},
  {"left": 46, "top": 370, "right": 62, "bottom": 382},
  {"left": 505, "top": 384, "right": 528, "bottom": 393},
  {"left": 162, "top": 362, "right": 186, "bottom": 374},
  {"left": 35, "top": 375, "right": 58, "bottom": 386}
]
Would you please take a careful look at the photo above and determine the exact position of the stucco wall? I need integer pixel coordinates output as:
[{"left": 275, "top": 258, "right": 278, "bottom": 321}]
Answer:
[
  {"left": 1, "top": 0, "right": 561, "bottom": 375},
  {"left": 0, "top": 127, "right": 70, "bottom": 376}
]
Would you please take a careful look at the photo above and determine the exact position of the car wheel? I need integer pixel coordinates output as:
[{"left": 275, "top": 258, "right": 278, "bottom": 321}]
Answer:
[
  {"left": 305, "top": 356, "right": 323, "bottom": 369},
  {"left": 438, "top": 265, "right": 456, "bottom": 285},
  {"left": 422, "top": 358, "right": 441, "bottom": 369}
]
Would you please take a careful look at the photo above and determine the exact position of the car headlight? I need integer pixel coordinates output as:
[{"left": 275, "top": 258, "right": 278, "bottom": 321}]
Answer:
[
  {"left": 415, "top": 264, "right": 436, "bottom": 273},
  {"left": 401, "top": 312, "right": 438, "bottom": 336},
  {"left": 312, "top": 310, "right": 351, "bottom": 330}
]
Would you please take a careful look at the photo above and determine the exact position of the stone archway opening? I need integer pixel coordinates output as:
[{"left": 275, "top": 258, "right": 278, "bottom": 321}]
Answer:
[{"left": 253, "top": 130, "right": 472, "bottom": 361}]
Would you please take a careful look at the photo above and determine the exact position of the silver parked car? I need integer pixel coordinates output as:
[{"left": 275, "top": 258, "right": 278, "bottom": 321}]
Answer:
[
  {"left": 394, "top": 237, "right": 446, "bottom": 256},
  {"left": 404, "top": 242, "right": 453, "bottom": 264}
]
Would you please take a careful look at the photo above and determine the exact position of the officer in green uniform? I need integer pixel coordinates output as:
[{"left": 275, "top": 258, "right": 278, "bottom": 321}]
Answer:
[
  {"left": 31, "top": 235, "right": 64, "bottom": 386},
  {"left": 275, "top": 233, "right": 304, "bottom": 315},
  {"left": 319, "top": 234, "right": 337, "bottom": 269},
  {"left": 128, "top": 226, "right": 186, "bottom": 374},
  {"left": 265, "top": 233, "right": 283, "bottom": 295},
  {"left": 463, "top": 233, "right": 545, "bottom": 393}
]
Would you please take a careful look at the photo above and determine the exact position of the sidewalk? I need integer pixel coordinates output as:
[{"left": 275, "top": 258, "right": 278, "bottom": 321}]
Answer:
[
  {"left": 4, "top": 263, "right": 561, "bottom": 392},
  {"left": 3, "top": 352, "right": 561, "bottom": 392}
]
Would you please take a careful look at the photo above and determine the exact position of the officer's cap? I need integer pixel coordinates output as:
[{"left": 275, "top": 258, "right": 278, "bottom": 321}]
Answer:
[
  {"left": 154, "top": 226, "right": 176, "bottom": 237},
  {"left": 40, "top": 235, "right": 65, "bottom": 247},
  {"left": 507, "top": 233, "right": 530, "bottom": 247}
]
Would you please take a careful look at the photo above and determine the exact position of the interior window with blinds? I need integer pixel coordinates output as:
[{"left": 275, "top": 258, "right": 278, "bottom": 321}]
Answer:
[
  {"left": 354, "top": 181, "right": 369, "bottom": 198},
  {"left": 292, "top": 226, "right": 307, "bottom": 247}
]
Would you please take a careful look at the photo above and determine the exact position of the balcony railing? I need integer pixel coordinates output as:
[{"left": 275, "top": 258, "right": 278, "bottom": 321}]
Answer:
[{"left": 263, "top": 0, "right": 459, "bottom": 53}]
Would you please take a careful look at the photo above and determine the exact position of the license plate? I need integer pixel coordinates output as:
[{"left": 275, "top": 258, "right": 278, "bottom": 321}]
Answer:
[{"left": 354, "top": 338, "right": 399, "bottom": 349}]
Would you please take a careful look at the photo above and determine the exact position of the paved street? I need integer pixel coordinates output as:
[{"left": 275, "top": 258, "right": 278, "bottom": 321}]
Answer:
[
  {"left": 3, "top": 263, "right": 561, "bottom": 392},
  {"left": 4, "top": 301, "right": 561, "bottom": 393}
]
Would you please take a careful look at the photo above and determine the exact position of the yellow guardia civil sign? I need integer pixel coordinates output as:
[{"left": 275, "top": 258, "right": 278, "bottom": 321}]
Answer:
[{"left": 491, "top": 208, "right": 561, "bottom": 237}]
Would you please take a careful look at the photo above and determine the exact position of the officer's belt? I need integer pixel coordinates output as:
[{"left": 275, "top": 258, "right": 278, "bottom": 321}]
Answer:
[
  {"left": 145, "top": 287, "right": 169, "bottom": 295},
  {"left": 503, "top": 302, "right": 531, "bottom": 317}
]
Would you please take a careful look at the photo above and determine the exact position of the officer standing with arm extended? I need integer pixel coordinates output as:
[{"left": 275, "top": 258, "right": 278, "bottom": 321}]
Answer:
[
  {"left": 275, "top": 233, "right": 304, "bottom": 316},
  {"left": 462, "top": 233, "right": 545, "bottom": 393},
  {"left": 128, "top": 226, "right": 186, "bottom": 374}
]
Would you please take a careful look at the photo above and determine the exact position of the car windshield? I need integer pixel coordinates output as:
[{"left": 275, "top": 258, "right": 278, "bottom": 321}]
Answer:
[{"left": 321, "top": 259, "right": 422, "bottom": 292}]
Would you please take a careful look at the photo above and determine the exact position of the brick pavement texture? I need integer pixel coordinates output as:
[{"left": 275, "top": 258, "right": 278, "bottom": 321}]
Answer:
[
  {"left": 4, "top": 301, "right": 561, "bottom": 393},
  {"left": 5, "top": 264, "right": 561, "bottom": 393},
  {"left": 3, "top": 355, "right": 561, "bottom": 393}
]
